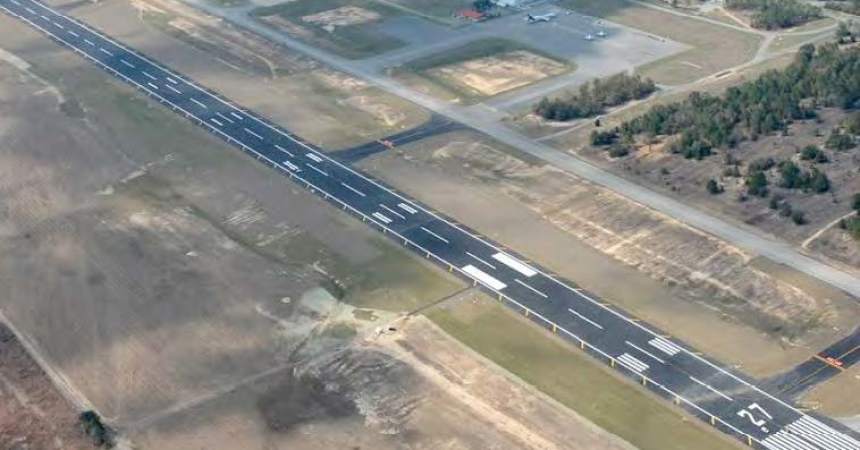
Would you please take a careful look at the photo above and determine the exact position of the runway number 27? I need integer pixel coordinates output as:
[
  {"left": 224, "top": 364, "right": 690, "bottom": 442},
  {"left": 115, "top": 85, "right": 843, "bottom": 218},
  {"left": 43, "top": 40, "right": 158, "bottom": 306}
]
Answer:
[{"left": 737, "top": 403, "right": 773, "bottom": 433}]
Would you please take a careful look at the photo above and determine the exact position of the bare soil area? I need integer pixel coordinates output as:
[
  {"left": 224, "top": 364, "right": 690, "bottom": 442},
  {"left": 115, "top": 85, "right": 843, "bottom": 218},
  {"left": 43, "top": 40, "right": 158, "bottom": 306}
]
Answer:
[
  {"left": 800, "top": 365, "right": 860, "bottom": 418},
  {"left": 301, "top": 6, "right": 380, "bottom": 29},
  {"left": 358, "top": 130, "right": 860, "bottom": 377},
  {"left": 427, "top": 50, "right": 568, "bottom": 97},
  {"left": 0, "top": 322, "right": 93, "bottom": 450},
  {"left": 132, "top": 313, "right": 635, "bottom": 450}
]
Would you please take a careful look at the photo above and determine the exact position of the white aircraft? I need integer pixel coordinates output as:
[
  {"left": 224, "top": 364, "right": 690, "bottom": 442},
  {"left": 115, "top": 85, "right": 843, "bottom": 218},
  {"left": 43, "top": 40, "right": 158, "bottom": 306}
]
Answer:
[
  {"left": 596, "top": 29, "right": 607, "bottom": 37},
  {"left": 584, "top": 33, "right": 594, "bottom": 41},
  {"left": 526, "top": 13, "right": 557, "bottom": 23}
]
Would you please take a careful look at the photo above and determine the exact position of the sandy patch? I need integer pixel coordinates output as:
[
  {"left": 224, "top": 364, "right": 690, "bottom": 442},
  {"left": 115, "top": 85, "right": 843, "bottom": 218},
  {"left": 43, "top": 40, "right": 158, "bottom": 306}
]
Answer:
[
  {"left": 301, "top": 6, "right": 380, "bottom": 32},
  {"left": 429, "top": 50, "right": 567, "bottom": 96}
]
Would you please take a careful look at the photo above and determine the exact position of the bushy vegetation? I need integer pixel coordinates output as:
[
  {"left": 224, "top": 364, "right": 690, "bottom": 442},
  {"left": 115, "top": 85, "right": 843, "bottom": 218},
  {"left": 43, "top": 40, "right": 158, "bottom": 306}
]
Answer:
[
  {"left": 617, "top": 44, "right": 860, "bottom": 158},
  {"left": 827, "top": 0, "right": 860, "bottom": 16},
  {"left": 726, "top": 0, "right": 822, "bottom": 30},
  {"left": 535, "top": 73, "right": 656, "bottom": 121},
  {"left": 79, "top": 411, "right": 113, "bottom": 448},
  {"left": 839, "top": 192, "right": 860, "bottom": 239}
]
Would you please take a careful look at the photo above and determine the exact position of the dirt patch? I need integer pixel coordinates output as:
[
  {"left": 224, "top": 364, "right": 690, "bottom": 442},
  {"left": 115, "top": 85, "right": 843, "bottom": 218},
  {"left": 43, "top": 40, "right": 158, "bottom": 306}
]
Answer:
[
  {"left": 800, "top": 365, "right": 860, "bottom": 418},
  {"left": 428, "top": 50, "right": 568, "bottom": 97},
  {"left": 0, "top": 322, "right": 93, "bottom": 449},
  {"left": 301, "top": 6, "right": 381, "bottom": 30}
]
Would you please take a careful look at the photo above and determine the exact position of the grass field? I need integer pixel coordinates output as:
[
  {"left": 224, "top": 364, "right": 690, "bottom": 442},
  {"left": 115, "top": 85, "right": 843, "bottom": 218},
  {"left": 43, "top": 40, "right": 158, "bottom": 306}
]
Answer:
[
  {"left": 394, "top": 38, "right": 573, "bottom": 104},
  {"left": 427, "top": 298, "right": 742, "bottom": 450},
  {"left": 560, "top": 0, "right": 762, "bottom": 85},
  {"left": 372, "top": 0, "right": 474, "bottom": 25},
  {"left": 252, "top": 0, "right": 406, "bottom": 59}
]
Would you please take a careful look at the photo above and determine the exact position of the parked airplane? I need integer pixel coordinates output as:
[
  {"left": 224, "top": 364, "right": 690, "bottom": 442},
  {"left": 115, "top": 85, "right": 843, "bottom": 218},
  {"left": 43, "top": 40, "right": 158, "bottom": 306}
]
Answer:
[
  {"left": 526, "top": 12, "right": 557, "bottom": 23},
  {"left": 596, "top": 29, "right": 607, "bottom": 37},
  {"left": 584, "top": 33, "right": 594, "bottom": 41}
]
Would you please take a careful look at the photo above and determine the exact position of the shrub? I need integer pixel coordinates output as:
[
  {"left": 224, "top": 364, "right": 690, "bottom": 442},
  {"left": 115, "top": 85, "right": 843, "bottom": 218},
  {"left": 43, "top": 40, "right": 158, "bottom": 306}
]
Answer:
[
  {"left": 706, "top": 179, "right": 724, "bottom": 194},
  {"left": 791, "top": 209, "right": 807, "bottom": 225}
]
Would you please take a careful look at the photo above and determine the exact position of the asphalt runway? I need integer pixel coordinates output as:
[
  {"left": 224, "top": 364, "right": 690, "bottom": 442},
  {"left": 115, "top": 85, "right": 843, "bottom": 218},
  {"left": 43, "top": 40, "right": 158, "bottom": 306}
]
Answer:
[
  {"left": 2, "top": 1, "right": 859, "bottom": 449},
  {"left": 331, "top": 113, "right": 462, "bottom": 163},
  {"left": 767, "top": 328, "right": 860, "bottom": 398}
]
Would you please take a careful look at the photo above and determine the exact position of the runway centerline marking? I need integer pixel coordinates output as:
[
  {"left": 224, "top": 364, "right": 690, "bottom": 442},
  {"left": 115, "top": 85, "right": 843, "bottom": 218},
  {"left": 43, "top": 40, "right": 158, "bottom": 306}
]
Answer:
[
  {"left": 689, "top": 376, "right": 733, "bottom": 401},
  {"left": 146, "top": 82, "right": 159, "bottom": 90},
  {"left": 98, "top": 47, "right": 112, "bottom": 56},
  {"left": 210, "top": 118, "right": 223, "bottom": 127},
  {"left": 514, "top": 279, "right": 547, "bottom": 298},
  {"left": 190, "top": 98, "right": 208, "bottom": 109},
  {"left": 567, "top": 308, "right": 604, "bottom": 330},
  {"left": 216, "top": 112, "right": 234, "bottom": 124},
  {"left": 230, "top": 111, "right": 244, "bottom": 120},
  {"left": 306, "top": 163, "right": 328, "bottom": 177},
  {"left": 625, "top": 341, "right": 666, "bottom": 364},
  {"left": 67, "top": 30, "right": 78, "bottom": 37},
  {"left": 83, "top": 38, "right": 94, "bottom": 46},
  {"left": 420, "top": 226, "right": 449, "bottom": 244},
  {"left": 379, "top": 204, "right": 405, "bottom": 219},
  {"left": 273, "top": 144, "right": 293, "bottom": 156},
  {"left": 340, "top": 182, "right": 366, "bottom": 197},
  {"left": 120, "top": 59, "right": 134, "bottom": 68},
  {"left": 466, "top": 251, "right": 496, "bottom": 270},
  {"left": 243, "top": 127, "right": 263, "bottom": 140},
  {"left": 165, "top": 84, "right": 181, "bottom": 94},
  {"left": 372, "top": 212, "right": 392, "bottom": 224}
]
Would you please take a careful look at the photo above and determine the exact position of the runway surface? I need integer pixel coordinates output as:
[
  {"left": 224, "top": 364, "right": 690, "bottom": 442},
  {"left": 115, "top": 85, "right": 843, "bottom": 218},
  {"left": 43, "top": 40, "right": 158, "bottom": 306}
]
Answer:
[
  {"left": 331, "top": 113, "right": 462, "bottom": 163},
  {"left": 2, "top": 1, "right": 859, "bottom": 449},
  {"left": 766, "top": 328, "right": 860, "bottom": 399}
]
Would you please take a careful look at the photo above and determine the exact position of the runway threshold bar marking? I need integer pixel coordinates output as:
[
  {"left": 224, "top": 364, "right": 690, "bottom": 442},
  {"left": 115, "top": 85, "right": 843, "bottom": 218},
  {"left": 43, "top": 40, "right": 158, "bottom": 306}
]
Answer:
[
  {"left": 492, "top": 252, "right": 537, "bottom": 277},
  {"left": 462, "top": 264, "right": 506, "bottom": 290}
]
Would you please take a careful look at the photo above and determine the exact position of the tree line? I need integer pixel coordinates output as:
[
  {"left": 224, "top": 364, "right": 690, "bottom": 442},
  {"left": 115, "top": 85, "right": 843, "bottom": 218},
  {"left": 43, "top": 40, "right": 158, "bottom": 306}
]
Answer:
[
  {"left": 826, "top": 0, "right": 860, "bottom": 16},
  {"left": 534, "top": 73, "right": 656, "bottom": 121},
  {"left": 726, "top": 0, "right": 822, "bottom": 30},
  {"left": 615, "top": 44, "right": 860, "bottom": 160}
]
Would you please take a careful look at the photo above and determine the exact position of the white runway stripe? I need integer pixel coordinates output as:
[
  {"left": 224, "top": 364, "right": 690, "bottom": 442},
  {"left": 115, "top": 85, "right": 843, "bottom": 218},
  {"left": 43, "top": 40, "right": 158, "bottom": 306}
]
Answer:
[
  {"left": 166, "top": 76, "right": 178, "bottom": 84},
  {"left": 649, "top": 337, "right": 681, "bottom": 356},
  {"left": 274, "top": 144, "right": 293, "bottom": 156},
  {"left": 466, "top": 251, "right": 496, "bottom": 270},
  {"left": 190, "top": 98, "right": 207, "bottom": 109},
  {"left": 146, "top": 82, "right": 159, "bottom": 90},
  {"left": 83, "top": 38, "right": 94, "bottom": 46},
  {"left": 120, "top": 59, "right": 134, "bottom": 68},
  {"left": 515, "top": 279, "right": 547, "bottom": 298},
  {"left": 492, "top": 252, "right": 537, "bottom": 277},
  {"left": 617, "top": 353, "right": 649, "bottom": 373},
  {"left": 462, "top": 264, "right": 506, "bottom": 290},
  {"left": 625, "top": 341, "right": 666, "bottom": 364},
  {"left": 306, "top": 163, "right": 328, "bottom": 177},
  {"left": 305, "top": 153, "right": 323, "bottom": 163},
  {"left": 340, "top": 182, "right": 366, "bottom": 197},
  {"left": 379, "top": 204, "right": 405, "bottom": 219},
  {"left": 397, "top": 202, "right": 418, "bottom": 215},
  {"left": 67, "top": 30, "right": 78, "bottom": 37},
  {"left": 786, "top": 416, "right": 860, "bottom": 450},
  {"left": 141, "top": 71, "right": 156, "bottom": 80},
  {"left": 763, "top": 431, "right": 820, "bottom": 450},
  {"left": 689, "top": 376, "right": 732, "bottom": 401},
  {"left": 567, "top": 308, "right": 603, "bottom": 330},
  {"left": 230, "top": 112, "right": 244, "bottom": 120},
  {"left": 372, "top": 212, "right": 392, "bottom": 224},
  {"left": 99, "top": 47, "right": 112, "bottom": 56},
  {"left": 216, "top": 112, "right": 234, "bottom": 124},
  {"left": 165, "top": 84, "right": 181, "bottom": 94},
  {"left": 421, "top": 226, "right": 449, "bottom": 244},
  {"left": 210, "top": 118, "right": 223, "bottom": 127},
  {"left": 244, "top": 127, "right": 263, "bottom": 140},
  {"left": 282, "top": 161, "right": 300, "bottom": 172}
]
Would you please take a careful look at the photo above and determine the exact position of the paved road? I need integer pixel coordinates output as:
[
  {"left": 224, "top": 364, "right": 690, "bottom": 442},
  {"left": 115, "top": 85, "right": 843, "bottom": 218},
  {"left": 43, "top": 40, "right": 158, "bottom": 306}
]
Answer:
[
  {"left": 3, "top": 2, "right": 860, "bottom": 450},
  {"left": 179, "top": 0, "right": 860, "bottom": 300},
  {"left": 766, "top": 328, "right": 860, "bottom": 399},
  {"left": 331, "top": 113, "right": 462, "bottom": 163}
]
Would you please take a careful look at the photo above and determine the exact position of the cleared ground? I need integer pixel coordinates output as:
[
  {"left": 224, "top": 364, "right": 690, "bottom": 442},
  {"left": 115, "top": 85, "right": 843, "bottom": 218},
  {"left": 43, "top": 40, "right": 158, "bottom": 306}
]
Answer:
[
  {"left": 357, "top": 129, "right": 860, "bottom": 378},
  {"left": 427, "top": 296, "right": 743, "bottom": 450},
  {"left": 394, "top": 38, "right": 572, "bottom": 103},
  {"left": 252, "top": 0, "right": 406, "bottom": 59},
  {"left": 0, "top": 322, "right": 93, "bottom": 449},
  {"left": 559, "top": 0, "right": 762, "bottom": 85},
  {"left": 800, "top": 365, "right": 860, "bottom": 418}
]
